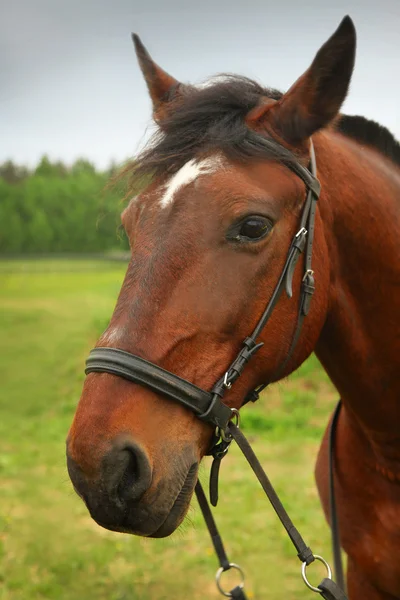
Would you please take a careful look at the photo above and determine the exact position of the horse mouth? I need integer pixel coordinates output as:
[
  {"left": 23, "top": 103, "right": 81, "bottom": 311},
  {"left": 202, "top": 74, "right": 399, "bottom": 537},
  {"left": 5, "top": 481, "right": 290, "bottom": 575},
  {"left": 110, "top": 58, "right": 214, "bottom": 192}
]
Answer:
[
  {"left": 149, "top": 462, "right": 199, "bottom": 538},
  {"left": 75, "top": 459, "right": 199, "bottom": 538}
]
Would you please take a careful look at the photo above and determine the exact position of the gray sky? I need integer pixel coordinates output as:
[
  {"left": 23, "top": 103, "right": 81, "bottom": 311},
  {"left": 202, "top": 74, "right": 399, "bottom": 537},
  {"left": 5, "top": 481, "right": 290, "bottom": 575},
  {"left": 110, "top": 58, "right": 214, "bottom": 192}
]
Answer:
[{"left": 1, "top": 0, "right": 399, "bottom": 169}]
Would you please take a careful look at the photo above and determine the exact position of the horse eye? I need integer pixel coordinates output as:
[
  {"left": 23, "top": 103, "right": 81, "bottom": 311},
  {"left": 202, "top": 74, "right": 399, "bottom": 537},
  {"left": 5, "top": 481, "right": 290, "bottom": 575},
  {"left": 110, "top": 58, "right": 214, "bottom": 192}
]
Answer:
[{"left": 234, "top": 216, "right": 272, "bottom": 242}]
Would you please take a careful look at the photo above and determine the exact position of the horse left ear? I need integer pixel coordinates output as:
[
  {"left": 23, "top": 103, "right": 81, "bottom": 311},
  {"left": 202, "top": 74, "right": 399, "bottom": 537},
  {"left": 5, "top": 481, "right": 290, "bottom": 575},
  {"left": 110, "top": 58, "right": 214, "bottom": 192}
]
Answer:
[
  {"left": 247, "top": 16, "right": 356, "bottom": 145},
  {"left": 132, "top": 34, "right": 182, "bottom": 123}
]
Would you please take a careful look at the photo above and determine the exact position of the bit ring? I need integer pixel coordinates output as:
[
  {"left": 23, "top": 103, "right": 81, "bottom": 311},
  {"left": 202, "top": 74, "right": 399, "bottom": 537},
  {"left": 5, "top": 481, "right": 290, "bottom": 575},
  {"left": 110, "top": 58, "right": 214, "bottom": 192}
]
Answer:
[
  {"left": 301, "top": 555, "right": 332, "bottom": 593},
  {"left": 220, "top": 408, "right": 240, "bottom": 442},
  {"left": 216, "top": 563, "right": 245, "bottom": 597}
]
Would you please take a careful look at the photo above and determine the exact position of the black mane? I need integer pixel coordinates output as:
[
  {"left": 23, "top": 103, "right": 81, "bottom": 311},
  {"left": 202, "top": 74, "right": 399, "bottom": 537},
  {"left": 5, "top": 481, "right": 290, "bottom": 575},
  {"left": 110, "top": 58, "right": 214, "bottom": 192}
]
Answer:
[
  {"left": 131, "top": 76, "right": 294, "bottom": 183},
  {"left": 129, "top": 75, "right": 399, "bottom": 186},
  {"left": 336, "top": 115, "right": 400, "bottom": 166}
]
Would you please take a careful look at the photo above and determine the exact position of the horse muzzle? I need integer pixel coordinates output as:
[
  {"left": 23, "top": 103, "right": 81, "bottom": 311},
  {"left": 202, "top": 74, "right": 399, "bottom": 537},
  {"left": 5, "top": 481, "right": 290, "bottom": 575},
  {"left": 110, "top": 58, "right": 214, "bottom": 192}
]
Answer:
[{"left": 66, "top": 435, "right": 198, "bottom": 537}]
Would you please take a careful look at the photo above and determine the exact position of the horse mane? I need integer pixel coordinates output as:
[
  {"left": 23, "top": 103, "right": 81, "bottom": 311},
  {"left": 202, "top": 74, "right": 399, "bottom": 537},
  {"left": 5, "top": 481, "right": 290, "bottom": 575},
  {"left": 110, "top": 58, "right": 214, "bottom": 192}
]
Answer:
[
  {"left": 335, "top": 115, "right": 400, "bottom": 166},
  {"left": 127, "top": 76, "right": 294, "bottom": 188},
  {"left": 126, "top": 75, "right": 399, "bottom": 191}
]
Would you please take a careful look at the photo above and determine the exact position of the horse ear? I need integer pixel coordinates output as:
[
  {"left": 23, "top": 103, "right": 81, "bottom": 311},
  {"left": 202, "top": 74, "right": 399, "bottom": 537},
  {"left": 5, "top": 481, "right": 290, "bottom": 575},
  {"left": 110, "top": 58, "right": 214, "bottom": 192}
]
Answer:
[
  {"left": 248, "top": 16, "right": 356, "bottom": 144},
  {"left": 132, "top": 34, "right": 181, "bottom": 123}
]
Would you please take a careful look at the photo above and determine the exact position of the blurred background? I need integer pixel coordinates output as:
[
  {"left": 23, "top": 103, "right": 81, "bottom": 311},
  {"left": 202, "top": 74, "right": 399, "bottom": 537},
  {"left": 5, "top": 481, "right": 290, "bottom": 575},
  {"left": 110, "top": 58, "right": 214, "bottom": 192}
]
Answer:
[{"left": 1, "top": 0, "right": 398, "bottom": 598}]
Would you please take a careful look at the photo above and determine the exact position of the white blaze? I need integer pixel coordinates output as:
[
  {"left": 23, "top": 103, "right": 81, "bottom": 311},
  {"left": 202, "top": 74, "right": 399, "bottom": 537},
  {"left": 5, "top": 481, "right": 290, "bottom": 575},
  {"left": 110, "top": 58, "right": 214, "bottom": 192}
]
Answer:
[{"left": 159, "top": 156, "right": 223, "bottom": 208}]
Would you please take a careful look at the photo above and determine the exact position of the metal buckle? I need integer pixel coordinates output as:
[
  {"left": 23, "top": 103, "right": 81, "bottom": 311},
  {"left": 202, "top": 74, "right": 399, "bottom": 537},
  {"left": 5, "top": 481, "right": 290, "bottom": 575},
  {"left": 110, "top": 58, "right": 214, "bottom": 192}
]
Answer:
[
  {"left": 301, "top": 555, "right": 332, "bottom": 593},
  {"left": 223, "top": 372, "right": 232, "bottom": 389},
  {"left": 216, "top": 563, "right": 245, "bottom": 597},
  {"left": 302, "top": 268, "right": 314, "bottom": 282},
  {"left": 295, "top": 226, "right": 307, "bottom": 238}
]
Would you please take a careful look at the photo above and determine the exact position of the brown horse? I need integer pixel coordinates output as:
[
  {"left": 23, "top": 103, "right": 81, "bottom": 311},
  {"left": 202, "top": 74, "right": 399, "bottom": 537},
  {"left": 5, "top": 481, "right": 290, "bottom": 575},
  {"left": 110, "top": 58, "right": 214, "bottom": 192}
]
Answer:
[{"left": 67, "top": 16, "right": 400, "bottom": 599}]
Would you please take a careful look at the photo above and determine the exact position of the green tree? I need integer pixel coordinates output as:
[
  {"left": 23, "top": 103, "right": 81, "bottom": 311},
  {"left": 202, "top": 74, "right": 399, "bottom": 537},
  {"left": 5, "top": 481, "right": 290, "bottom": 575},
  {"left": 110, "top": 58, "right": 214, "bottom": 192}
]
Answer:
[
  {"left": 0, "top": 157, "right": 129, "bottom": 254},
  {"left": 0, "top": 160, "right": 29, "bottom": 184}
]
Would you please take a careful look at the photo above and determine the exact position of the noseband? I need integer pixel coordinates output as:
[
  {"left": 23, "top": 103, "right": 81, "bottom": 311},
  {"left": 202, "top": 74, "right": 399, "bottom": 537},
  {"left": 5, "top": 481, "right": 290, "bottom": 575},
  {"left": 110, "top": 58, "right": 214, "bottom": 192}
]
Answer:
[{"left": 85, "top": 142, "right": 346, "bottom": 599}]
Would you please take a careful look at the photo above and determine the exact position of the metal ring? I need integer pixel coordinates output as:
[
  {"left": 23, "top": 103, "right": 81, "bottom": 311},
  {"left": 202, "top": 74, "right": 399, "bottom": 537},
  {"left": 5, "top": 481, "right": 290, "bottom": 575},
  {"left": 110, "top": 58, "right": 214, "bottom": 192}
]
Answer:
[
  {"left": 220, "top": 409, "right": 240, "bottom": 442},
  {"left": 216, "top": 563, "right": 245, "bottom": 597},
  {"left": 230, "top": 408, "right": 240, "bottom": 427},
  {"left": 301, "top": 555, "right": 332, "bottom": 593}
]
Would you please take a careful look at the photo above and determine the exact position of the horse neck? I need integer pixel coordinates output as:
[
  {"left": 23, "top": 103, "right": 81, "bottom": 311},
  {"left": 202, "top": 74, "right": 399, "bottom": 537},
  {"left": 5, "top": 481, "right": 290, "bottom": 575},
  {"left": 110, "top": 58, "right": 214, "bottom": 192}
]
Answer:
[{"left": 314, "top": 130, "right": 400, "bottom": 443}]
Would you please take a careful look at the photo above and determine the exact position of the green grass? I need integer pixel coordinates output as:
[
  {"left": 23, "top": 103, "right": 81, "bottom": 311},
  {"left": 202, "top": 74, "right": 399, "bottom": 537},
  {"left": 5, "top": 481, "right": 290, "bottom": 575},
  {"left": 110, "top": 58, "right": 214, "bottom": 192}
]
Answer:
[{"left": 0, "top": 259, "right": 338, "bottom": 600}]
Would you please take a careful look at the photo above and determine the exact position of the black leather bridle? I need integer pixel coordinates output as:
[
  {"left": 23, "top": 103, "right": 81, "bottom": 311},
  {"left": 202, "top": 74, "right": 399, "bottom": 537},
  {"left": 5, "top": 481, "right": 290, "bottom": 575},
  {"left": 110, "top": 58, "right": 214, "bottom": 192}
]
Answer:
[{"left": 85, "top": 142, "right": 346, "bottom": 599}]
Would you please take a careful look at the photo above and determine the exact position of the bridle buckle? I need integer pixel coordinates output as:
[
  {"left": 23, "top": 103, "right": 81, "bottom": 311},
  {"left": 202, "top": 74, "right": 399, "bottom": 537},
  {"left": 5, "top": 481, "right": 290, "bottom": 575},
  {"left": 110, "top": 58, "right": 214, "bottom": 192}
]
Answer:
[
  {"left": 296, "top": 226, "right": 307, "bottom": 238},
  {"left": 223, "top": 371, "right": 232, "bottom": 390},
  {"left": 302, "top": 268, "right": 314, "bottom": 282}
]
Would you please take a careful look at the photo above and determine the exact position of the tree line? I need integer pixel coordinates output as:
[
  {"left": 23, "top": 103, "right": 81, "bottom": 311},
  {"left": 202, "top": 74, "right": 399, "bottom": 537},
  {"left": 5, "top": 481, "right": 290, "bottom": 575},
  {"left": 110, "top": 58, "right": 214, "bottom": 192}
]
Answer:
[{"left": 0, "top": 157, "right": 132, "bottom": 253}]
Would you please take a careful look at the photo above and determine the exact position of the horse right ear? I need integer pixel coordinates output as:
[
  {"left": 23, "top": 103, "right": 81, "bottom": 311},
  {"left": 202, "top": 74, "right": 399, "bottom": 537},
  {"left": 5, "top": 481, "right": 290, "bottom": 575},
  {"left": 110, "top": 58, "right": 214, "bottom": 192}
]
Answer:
[
  {"left": 132, "top": 34, "right": 182, "bottom": 123},
  {"left": 247, "top": 16, "right": 356, "bottom": 145}
]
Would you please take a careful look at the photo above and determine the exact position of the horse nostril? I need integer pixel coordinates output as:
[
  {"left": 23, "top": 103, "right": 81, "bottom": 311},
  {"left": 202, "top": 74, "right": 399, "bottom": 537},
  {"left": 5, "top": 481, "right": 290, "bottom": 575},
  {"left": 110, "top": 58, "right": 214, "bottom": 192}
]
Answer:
[
  {"left": 103, "top": 440, "right": 152, "bottom": 505},
  {"left": 117, "top": 448, "right": 139, "bottom": 501}
]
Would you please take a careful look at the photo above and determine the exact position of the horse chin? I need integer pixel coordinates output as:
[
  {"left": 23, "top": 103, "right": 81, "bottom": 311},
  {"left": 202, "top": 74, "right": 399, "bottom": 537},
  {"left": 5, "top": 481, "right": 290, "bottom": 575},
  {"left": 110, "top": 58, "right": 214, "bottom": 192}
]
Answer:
[
  {"left": 91, "top": 484, "right": 194, "bottom": 538},
  {"left": 149, "top": 462, "right": 199, "bottom": 538},
  {"left": 149, "top": 502, "right": 188, "bottom": 538}
]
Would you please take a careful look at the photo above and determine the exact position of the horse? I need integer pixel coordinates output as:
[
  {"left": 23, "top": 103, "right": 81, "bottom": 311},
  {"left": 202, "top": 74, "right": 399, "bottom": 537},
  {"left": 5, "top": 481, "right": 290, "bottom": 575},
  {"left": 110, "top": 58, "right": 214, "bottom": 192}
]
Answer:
[{"left": 66, "top": 16, "right": 400, "bottom": 599}]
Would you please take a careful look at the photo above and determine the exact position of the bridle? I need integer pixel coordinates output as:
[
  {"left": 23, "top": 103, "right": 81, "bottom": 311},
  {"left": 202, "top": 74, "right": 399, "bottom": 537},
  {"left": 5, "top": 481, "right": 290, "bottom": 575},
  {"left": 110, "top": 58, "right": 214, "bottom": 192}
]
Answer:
[{"left": 85, "top": 141, "right": 346, "bottom": 599}]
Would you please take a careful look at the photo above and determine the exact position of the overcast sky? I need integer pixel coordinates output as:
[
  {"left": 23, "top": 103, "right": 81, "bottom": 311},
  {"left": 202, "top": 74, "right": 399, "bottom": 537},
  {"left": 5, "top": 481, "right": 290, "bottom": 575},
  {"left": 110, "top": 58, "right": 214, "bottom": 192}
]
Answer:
[{"left": 1, "top": 0, "right": 399, "bottom": 169}]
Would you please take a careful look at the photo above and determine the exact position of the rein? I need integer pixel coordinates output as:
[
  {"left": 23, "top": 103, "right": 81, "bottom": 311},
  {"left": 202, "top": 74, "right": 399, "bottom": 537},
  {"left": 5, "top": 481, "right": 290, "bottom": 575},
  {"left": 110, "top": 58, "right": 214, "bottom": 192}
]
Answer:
[
  {"left": 85, "top": 141, "right": 346, "bottom": 598},
  {"left": 195, "top": 419, "right": 346, "bottom": 600}
]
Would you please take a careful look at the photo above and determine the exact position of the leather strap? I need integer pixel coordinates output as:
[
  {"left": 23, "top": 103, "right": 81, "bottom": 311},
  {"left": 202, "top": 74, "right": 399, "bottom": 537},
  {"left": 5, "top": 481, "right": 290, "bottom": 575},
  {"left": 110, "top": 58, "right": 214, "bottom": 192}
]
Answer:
[
  {"left": 195, "top": 481, "right": 230, "bottom": 570},
  {"left": 243, "top": 133, "right": 321, "bottom": 198},
  {"left": 85, "top": 348, "right": 232, "bottom": 430},
  {"left": 329, "top": 401, "right": 345, "bottom": 591},
  {"left": 195, "top": 481, "right": 248, "bottom": 599},
  {"left": 228, "top": 423, "right": 314, "bottom": 565},
  {"left": 209, "top": 452, "right": 223, "bottom": 507},
  {"left": 197, "top": 425, "right": 348, "bottom": 599},
  {"left": 225, "top": 144, "right": 319, "bottom": 403},
  {"left": 318, "top": 578, "right": 348, "bottom": 600}
]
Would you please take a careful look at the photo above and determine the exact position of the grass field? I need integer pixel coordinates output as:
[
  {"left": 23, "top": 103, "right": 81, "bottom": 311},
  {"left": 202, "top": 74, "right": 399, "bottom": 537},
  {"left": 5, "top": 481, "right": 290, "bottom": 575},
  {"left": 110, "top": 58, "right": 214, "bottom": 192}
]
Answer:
[{"left": 0, "top": 258, "right": 339, "bottom": 600}]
